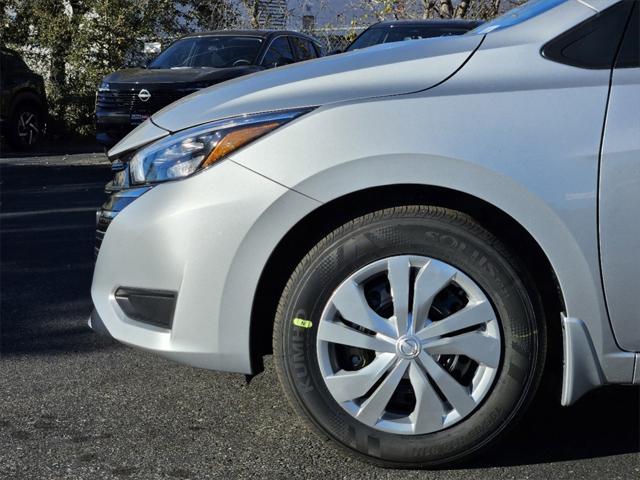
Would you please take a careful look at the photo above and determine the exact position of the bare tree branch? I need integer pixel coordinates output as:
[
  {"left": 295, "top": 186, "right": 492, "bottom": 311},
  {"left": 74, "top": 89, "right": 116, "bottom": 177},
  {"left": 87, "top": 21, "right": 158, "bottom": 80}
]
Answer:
[
  {"left": 423, "top": 0, "right": 437, "bottom": 18},
  {"left": 493, "top": 0, "right": 502, "bottom": 16},
  {"left": 439, "top": 0, "right": 453, "bottom": 18},
  {"left": 454, "top": 0, "right": 471, "bottom": 17}
]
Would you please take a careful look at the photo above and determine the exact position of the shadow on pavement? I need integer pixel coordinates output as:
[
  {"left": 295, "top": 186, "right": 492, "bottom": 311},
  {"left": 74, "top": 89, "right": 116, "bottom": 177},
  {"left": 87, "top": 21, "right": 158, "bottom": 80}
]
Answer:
[
  {"left": 0, "top": 137, "right": 103, "bottom": 159},
  {"left": 1, "top": 162, "right": 116, "bottom": 355},
  {"left": 467, "top": 385, "right": 640, "bottom": 467}
]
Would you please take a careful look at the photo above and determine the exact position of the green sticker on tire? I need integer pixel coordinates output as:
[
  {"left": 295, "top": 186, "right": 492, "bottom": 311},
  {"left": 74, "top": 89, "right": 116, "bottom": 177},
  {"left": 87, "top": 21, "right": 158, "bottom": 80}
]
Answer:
[{"left": 293, "top": 318, "right": 312, "bottom": 329}]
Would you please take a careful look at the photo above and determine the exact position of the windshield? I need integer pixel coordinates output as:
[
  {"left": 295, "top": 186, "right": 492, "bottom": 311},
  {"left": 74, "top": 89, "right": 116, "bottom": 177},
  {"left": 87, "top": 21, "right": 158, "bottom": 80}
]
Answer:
[
  {"left": 148, "top": 36, "right": 263, "bottom": 69},
  {"left": 347, "top": 25, "right": 475, "bottom": 51},
  {"left": 470, "top": 0, "right": 568, "bottom": 34}
]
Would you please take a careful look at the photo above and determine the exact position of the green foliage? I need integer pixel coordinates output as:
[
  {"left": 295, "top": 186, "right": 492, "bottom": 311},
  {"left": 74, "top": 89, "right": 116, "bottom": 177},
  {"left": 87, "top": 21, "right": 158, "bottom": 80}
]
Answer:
[
  {"left": 190, "top": 0, "right": 239, "bottom": 30},
  {"left": 1, "top": 0, "right": 238, "bottom": 136}
]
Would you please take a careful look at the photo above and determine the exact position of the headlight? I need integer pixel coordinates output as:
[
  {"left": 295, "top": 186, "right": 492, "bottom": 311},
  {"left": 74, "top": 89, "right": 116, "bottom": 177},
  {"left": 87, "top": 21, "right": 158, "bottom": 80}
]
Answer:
[
  {"left": 128, "top": 108, "right": 312, "bottom": 185},
  {"left": 98, "top": 81, "right": 110, "bottom": 92}
]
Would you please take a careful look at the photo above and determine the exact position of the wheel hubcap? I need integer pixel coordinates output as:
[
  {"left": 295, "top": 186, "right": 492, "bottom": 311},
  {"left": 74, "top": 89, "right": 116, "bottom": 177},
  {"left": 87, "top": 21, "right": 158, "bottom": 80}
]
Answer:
[
  {"left": 17, "top": 111, "right": 39, "bottom": 146},
  {"left": 316, "top": 255, "right": 502, "bottom": 435},
  {"left": 396, "top": 335, "right": 421, "bottom": 359}
]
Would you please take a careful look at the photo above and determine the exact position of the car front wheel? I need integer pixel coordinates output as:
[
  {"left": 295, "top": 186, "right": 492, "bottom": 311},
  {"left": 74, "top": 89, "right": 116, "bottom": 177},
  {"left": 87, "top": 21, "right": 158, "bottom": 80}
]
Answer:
[
  {"left": 274, "top": 206, "right": 546, "bottom": 467},
  {"left": 8, "top": 102, "right": 43, "bottom": 150}
]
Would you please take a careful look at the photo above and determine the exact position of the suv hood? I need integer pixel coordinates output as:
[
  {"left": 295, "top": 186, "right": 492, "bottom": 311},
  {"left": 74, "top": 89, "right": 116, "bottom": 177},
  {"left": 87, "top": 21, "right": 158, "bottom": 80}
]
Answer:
[
  {"left": 104, "top": 66, "right": 260, "bottom": 86},
  {"left": 152, "top": 34, "right": 484, "bottom": 133}
]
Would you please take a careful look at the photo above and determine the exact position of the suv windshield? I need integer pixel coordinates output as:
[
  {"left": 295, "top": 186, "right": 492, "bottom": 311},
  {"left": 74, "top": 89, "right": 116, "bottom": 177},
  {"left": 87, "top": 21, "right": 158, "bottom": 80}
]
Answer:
[
  {"left": 347, "top": 25, "right": 474, "bottom": 51},
  {"left": 470, "top": 0, "right": 568, "bottom": 34},
  {"left": 149, "top": 36, "right": 263, "bottom": 69}
]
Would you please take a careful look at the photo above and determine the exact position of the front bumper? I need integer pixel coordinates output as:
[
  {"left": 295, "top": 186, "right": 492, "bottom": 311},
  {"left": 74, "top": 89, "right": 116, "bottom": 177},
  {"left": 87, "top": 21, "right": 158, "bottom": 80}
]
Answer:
[
  {"left": 91, "top": 159, "right": 320, "bottom": 374},
  {"left": 88, "top": 309, "right": 111, "bottom": 337},
  {"left": 95, "top": 186, "right": 150, "bottom": 258},
  {"left": 95, "top": 110, "right": 145, "bottom": 148}
]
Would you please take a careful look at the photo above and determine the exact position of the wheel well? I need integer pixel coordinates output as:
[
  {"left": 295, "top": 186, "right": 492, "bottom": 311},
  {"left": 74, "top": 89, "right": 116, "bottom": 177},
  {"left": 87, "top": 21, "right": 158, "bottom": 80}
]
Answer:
[
  {"left": 250, "top": 184, "right": 565, "bottom": 376},
  {"left": 10, "top": 90, "right": 44, "bottom": 118}
]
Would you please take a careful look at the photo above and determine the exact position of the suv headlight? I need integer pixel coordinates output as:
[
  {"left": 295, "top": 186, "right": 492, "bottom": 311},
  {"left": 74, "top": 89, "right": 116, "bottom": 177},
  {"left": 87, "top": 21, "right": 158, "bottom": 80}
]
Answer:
[{"left": 128, "top": 108, "right": 313, "bottom": 185}]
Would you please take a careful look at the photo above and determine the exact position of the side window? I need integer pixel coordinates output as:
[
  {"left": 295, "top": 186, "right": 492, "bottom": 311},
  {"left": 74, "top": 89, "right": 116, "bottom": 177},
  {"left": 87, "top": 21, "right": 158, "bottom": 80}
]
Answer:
[
  {"left": 261, "top": 37, "right": 295, "bottom": 68},
  {"left": 616, "top": 5, "right": 639, "bottom": 68},
  {"left": 542, "top": 1, "right": 634, "bottom": 69},
  {"left": 292, "top": 37, "right": 317, "bottom": 61}
]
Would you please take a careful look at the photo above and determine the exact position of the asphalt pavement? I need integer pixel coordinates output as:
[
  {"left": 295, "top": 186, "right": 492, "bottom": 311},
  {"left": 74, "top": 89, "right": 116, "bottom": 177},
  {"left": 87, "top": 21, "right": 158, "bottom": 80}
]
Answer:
[{"left": 1, "top": 151, "right": 638, "bottom": 479}]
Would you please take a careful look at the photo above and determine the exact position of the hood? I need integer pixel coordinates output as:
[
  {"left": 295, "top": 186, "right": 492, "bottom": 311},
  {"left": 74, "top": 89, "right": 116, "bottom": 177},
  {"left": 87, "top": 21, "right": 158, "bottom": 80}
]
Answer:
[
  {"left": 103, "top": 66, "right": 261, "bottom": 86},
  {"left": 152, "top": 34, "right": 484, "bottom": 133}
]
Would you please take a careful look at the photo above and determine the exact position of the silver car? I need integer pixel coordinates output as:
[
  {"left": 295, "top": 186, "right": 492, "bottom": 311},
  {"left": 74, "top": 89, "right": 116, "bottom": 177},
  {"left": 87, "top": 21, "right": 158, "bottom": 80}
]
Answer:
[{"left": 91, "top": 0, "right": 639, "bottom": 467}]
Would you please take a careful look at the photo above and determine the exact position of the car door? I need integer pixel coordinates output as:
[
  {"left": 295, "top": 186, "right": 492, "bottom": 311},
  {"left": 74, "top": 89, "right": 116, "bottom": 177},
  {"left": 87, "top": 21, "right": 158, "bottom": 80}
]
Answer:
[
  {"left": 291, "top": 36, "right": 318, "bottom": 62},
  {"left": 260, "top": 36, "right": 296, "bottom": 69},
  {"left": 599, "top": 5, "right": 640, "bottom": 351}
]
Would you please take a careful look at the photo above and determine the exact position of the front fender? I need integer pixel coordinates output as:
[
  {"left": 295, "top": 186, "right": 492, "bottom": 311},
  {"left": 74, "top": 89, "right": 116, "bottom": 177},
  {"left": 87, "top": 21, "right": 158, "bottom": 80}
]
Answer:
[
  {"left": 230, "top": 92, "right": 635, "bottom": 392},
  {"left": 232, "top": 149, "right": 633, "bottom": 401}
]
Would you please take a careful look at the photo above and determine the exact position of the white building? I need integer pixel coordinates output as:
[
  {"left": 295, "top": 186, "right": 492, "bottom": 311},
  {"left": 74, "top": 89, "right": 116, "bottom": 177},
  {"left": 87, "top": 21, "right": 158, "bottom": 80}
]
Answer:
[{"left": 236, "top": 0, "right": 364, "bottom": 30}]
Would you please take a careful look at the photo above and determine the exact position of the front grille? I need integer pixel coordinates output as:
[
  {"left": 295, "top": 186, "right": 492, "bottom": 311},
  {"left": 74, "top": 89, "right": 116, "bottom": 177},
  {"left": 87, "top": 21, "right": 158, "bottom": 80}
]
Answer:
[
  {"left": 96, "top": 89, "right": 195, "bottom": 114},
  {"left": 96, "top": 91, "right": 136, "bottom": 111},
  {"left": 132, "top": 91, "right": 189, "bottom": 113},
  {"left": 95, "top": 211, "right": 114, "bottom": 258},
  {"left": 94, "top": 186, "right": 151, "bottom": 260}
]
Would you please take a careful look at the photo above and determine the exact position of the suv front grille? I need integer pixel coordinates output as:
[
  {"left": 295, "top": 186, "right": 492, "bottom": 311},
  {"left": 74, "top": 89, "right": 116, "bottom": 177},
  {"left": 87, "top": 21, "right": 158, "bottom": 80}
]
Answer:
[
  {"left": 96, "top": 89, "right": 195, "bottom": 114},
  {"left": 96, "top": 91, "right": 135, "bottom": 111}
]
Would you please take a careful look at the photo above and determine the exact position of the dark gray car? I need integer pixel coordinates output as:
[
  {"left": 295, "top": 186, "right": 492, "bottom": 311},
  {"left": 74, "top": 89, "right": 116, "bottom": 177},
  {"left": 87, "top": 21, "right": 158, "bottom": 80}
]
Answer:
[
  {"left": 0, "top": 48, "right": 47, "bottom": 150},
  {"left": 95, "top": 30, "right": 322, "bottom": 148},
  {"left": 344, "top": 19, "right": 483, "bottom": 52}
]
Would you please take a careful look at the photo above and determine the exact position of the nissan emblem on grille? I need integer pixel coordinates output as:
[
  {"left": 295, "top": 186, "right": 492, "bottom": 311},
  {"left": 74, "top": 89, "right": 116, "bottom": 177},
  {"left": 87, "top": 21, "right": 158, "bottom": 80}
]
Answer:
[{"left": 138, "top": 89, "right": 151, "bottom": 102}]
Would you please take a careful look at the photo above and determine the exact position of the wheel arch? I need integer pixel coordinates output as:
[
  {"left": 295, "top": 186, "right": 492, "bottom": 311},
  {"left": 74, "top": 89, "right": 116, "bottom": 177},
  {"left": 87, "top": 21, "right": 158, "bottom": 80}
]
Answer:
[
  {"left": 250, "top": 184, "right": 565, "bottom": 381},
  {"left": 9, "top": 89, "right": 45, "bottom": 118}
]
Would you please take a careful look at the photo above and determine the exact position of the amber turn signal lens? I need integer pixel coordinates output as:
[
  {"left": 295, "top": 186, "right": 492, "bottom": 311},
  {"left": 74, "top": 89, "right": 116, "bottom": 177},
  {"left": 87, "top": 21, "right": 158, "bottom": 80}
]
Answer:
[{"left": 202, "top": 122, "right": 281, "bottom": 168}]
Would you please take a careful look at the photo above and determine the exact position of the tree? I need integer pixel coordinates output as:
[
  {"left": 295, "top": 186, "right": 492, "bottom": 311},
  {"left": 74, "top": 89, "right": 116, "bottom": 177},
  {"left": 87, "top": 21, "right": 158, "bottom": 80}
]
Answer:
[
  {"left": 187, "top": 0, "right": 239, "bottom": 30},
  {"left": 241, "top": 0, "right": 262, "bottom": 28},
  {"left": 1, "top": 0, "right": 238, "bottom": 136},
  {"left": 350, "top": 0, "right": 502, "bottom": 26}
]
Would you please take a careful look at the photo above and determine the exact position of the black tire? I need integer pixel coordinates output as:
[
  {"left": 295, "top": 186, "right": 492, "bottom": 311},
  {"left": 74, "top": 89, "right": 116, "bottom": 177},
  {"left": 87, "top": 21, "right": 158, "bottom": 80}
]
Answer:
[
  {"left": 7, "top": 101, "right": 43, "bottom": 150},
  {"left": 273, "top": 206, "right": 547, "bottom": 468}
]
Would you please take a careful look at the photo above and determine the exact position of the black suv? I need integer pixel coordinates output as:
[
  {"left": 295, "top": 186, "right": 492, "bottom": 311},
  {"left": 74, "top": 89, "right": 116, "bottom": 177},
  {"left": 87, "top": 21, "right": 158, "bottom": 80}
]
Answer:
[
  {"left": 344, "top": 20, "right": 483, "bottom": 52},
  {"left": 0, "top": 48, "right": 47, "bottom": 150},
  {"left": 96, "top": 30, "right": 322, "bottom": 148}
]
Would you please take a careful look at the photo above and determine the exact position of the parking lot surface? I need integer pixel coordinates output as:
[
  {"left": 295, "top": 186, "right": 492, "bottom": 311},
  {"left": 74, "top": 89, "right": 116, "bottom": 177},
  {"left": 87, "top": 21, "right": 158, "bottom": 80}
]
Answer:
[{"left": 1, "top": 153, "right": 638, "bottom": 479}]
